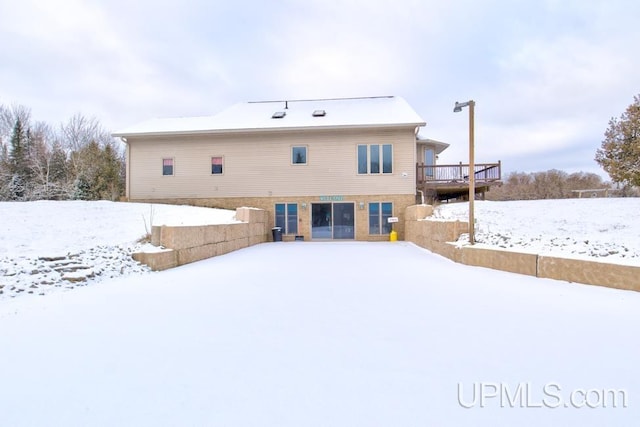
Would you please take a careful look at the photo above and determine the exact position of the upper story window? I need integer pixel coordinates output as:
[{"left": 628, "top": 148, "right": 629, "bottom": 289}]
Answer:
[
  {"left": 292, "top": 146, "right": 307, "bottom": 165},
  {"left": 357, "top": 144, "right": 393, "bottom": 174},
  {"left": 211, "top": 156, "right": 223, "bottom": 174},
  {"left": 162, "top": 158, "right": 174, "bottom": 176}
]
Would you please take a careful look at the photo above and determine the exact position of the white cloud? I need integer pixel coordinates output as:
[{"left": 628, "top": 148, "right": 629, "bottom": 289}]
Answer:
[{"left": 1, "top": 0, "right": 639, "bottom": 175}]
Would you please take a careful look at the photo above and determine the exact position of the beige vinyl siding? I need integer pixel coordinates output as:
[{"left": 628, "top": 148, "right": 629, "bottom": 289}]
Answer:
[{"left": 127, "top": 127, "right": 417, "bottom": 200}]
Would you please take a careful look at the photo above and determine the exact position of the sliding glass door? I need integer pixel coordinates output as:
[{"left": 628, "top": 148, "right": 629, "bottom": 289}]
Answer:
[{"left": 311, "top": 202, "right": 354, "bottom": 239}]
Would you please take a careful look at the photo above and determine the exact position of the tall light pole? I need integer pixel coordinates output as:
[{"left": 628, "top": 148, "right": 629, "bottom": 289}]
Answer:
[{"left": 453, "top": 100, "right": 476, "bottom": 245}]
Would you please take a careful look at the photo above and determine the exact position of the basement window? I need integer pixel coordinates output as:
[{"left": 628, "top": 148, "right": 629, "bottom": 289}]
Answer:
[
  {"left": 312, "top": 110, "right": 326, "bottom": 117},
  {"left": 272, "top": 111, "right": 286, "bottom": 119}
]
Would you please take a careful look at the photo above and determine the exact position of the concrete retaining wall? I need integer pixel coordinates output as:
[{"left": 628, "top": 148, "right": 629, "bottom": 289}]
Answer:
[
  {"left": 133, "top": 207, "right": 269, "bottom": 271},
  {"left": 405, "top": 204, "right": 640, "bottom": 292}
]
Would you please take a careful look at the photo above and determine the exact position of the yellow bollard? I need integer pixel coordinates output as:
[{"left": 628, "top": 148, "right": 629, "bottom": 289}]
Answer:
[{"left": 390, "top": 230, "right": 398, "bottom": 242}]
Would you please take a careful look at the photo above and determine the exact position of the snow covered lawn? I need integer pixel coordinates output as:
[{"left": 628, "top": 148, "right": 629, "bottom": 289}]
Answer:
[
  {"left": 1, "top": 199, "right": 640, "bottom": 425},
  {"left": 1, "top": 241, "right": 639, "bottom": 426},
  {"left": 433, "top": 198, "right": 640, "bottom": 264},
  {"left": 0, "top": 201, "right": 239, "bottom": 300}
]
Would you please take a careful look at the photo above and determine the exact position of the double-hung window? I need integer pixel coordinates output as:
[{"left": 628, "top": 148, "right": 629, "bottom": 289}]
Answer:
[
  {"left": 357, "top": 144, "right": 393, "bottom": 174},
  {"left": 369, "top": 202, "right": 393, "bottom": 234},
  {"left": 162, "top": 158, "right": 174, "bottom": 176},
  {"left": 211, "top": 156, "right": 223, "bottom": 174},
  {"left": 275, "top": 203, "right": 298, "bottom": 235}
]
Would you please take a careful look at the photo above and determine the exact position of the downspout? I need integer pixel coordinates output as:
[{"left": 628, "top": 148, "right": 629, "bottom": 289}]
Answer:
[{"left": 415, "top": 126, "right": 423, "bottom": 205}]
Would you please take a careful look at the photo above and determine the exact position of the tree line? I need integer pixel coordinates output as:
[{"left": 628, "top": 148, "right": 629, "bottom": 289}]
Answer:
[
  {"left": 0, "top": 104, "right": 124, "bottom": 201},
  {"left": 485, "top": 169, "right": 617, "bottom": 201}
]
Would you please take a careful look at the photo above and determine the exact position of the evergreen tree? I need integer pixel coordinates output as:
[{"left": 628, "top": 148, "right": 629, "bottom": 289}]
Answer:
[
  {"left": 68, "top": 140, "right": 125, "bottom": 201},
  {"left": 9, "top": 119, "right": 27, "bottom": 175},
  {"left": 8, "top": 119, "right": 29, "bottom": 199},
  {"left": 100, "top": 142, "right": 124, "bottom": 200},
  {"left": 49, "top": 141, "right": 69, "bottom": 185},
  {"left": 71, "top": 140, "right": 102, "bottom": 200},
  {"left": 73, "top": 174, "right": 92, "bottom": 200}
]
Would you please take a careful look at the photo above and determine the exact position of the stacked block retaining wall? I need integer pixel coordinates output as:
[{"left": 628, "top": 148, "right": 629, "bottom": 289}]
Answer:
[
  {"left": 133, "top": 207, "right": 269, "bottom": 271},
  {"left": 405, "top": 204, "right": 640, "bottom": 292}
]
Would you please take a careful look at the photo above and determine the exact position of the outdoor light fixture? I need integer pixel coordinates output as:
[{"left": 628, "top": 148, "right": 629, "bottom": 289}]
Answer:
[
  {"left": 453, "top": 101, "right": 472, "bottom": 113},
  {"left": 301, "top": 202, "right": 307, "bottom": 210},
  {"left": 359, "top": 202, "right": 365, "bottom": 210},
  {"left": 453, "top": 99, "right": 476, "bottom": 245}
]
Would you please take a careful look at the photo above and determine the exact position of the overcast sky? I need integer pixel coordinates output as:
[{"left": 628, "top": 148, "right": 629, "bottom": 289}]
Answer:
[{"left": 1, "top": 0, "right": 639, "bottom": 176}]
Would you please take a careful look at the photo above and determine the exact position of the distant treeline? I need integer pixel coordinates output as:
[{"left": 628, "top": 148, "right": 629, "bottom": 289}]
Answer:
[
  {"left": 0, "top": 104, "right": 125, "bottom": 201},
  {"left": 485, "top": 169, "right": 637, "bottom": 201}
]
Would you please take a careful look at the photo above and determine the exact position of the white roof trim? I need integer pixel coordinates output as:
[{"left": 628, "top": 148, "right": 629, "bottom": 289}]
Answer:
[
  {"left": 417, "top": 134, "right": 449, "bottom": 154},
  {"left": 113, "top": 96, "right": 426, "bottom": 137}
]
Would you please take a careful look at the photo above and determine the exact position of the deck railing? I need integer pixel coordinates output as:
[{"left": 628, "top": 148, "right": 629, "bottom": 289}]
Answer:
[{"left": 416, "top": 161, "right": 501, "bottom": 185}]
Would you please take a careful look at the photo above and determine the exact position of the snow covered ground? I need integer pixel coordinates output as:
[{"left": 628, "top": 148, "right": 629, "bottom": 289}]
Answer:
[
  {"left": 0, "top": 201, "right": 239, "bottom": 299},
  {"left": 433, "top": 198, "right": 640, "bottom": 264},
  {"left": 1, "top": 241, "right": 639, "bottom": 426},
  {"left": 1, "top": 199, "right": 639, "bottom": 426}
]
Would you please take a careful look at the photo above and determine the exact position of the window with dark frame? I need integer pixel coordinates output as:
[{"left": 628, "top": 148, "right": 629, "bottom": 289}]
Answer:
[
  {"left": 211, "top": 156, "right": 223, "bottom": 174},
  {"left": 162, "top": 158, "right": 174, "bottom": 176}
]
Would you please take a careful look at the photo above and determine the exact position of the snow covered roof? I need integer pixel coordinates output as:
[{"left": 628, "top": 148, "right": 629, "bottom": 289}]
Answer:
[
  {"left": 113, "top": 96, "right": 426, "bottom": 137},
  {"left": 417, "top": 133, "right": 449, "bottom": 154}
]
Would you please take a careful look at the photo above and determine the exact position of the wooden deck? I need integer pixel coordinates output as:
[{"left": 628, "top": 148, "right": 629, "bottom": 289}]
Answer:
[{"left": 416, "top": 162, "right": 502, "bottom": 202}]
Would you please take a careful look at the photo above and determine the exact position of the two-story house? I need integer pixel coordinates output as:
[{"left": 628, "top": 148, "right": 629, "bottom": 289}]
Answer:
[{"left": 113, "top": 96, "right": 451, "bottom": 241}]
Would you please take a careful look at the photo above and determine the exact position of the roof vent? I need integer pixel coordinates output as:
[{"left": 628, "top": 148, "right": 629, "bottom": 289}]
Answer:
[
  {"left": 312, "top": 110, "right": 326, "bottom": 117},
  {"left": 272, "top": 111, "right": 286, "bottom": 119}
]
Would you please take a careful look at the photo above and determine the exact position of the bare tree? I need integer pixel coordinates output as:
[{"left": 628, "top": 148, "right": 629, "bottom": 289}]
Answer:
[
  {"left": 61, "top": 113, "right": 112, "bottom": 152},
  {"left": 26, "top": 122, "right": 73, "bottom": 200},
  {"left": 487, "top": 169, "right": 611, "bottom": 201},
  {"left": 0, "top": 104, "right": 31, "bottom": 144}
]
